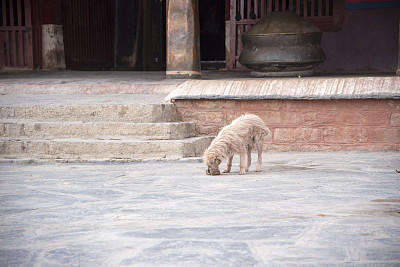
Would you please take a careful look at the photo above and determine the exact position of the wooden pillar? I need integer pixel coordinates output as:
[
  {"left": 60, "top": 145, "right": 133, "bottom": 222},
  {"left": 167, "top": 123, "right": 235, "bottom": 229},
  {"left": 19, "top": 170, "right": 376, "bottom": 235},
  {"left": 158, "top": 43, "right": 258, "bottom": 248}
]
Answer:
[
  {"left": 397, "top": 17, "right": 400, "bottom": 75},
  {"left": 166, "top": 0, "right": 201, "bottom": 79}
]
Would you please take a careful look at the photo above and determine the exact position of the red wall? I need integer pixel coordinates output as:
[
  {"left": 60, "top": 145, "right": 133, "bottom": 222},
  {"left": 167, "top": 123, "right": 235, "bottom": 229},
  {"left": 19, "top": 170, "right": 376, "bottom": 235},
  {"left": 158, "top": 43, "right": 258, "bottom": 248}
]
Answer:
[
  {"left": 174, "top": 99, "right": 400, "bottom": 151},
  {"left": 42, "top": 0, "right": 62, "bottom": 25},
  {"left": 315, "top": 8, "right": 399, "bottom": 73}
]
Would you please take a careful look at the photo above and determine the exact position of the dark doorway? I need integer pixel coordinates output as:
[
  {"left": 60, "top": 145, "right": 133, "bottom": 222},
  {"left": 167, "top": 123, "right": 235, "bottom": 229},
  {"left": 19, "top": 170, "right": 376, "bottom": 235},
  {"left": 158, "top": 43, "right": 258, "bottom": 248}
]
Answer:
[
  {"left": 61, "top": 0, "right": 165, "bottom": 71},
  {"left": 115, "top": 1, "right": 142, "bottom": 70},
  {"left": 143, "top": 0, "right": 166, "bottom": 71},
  {"left": 61, "top": 0, "right": 115, "bottom": 70},
  {"left": 199, "top": 0, "right": 226, "bottom": 70},
  {"left": 115, "top": 0, "right": 166, "bottom": 71}
]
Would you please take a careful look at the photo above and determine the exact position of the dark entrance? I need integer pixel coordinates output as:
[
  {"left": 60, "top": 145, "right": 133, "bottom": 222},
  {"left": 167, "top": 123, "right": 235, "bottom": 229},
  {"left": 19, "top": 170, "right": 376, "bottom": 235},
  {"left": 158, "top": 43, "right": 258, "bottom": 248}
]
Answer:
[
  {"left": 61, "top": 0, "right": 165, "bottom": 71},
  {"left": 199, "top": 0, "right": 226, "bottom": 70},
  {"left": 61, "top": 0, "right": 115, "bottom": 70},
  {"left": 115, "top": 0, "right": 166, "bottom": 71},
  {"left": 61, "top": 0, "right": 225, "bottom": 71}
]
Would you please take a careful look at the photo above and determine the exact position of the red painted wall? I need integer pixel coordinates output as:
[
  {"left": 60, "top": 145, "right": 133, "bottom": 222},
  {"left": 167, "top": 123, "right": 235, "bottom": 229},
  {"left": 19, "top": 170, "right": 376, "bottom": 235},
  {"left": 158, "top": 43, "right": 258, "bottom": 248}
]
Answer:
[
  {"left": 174, "top": 99, "right": 400, "bottom": 151},
  {"left": 42, "top": 0, "right": 62, "bottom": 25},
  {"left": 315, "top": 8, "right": 399, "bottom": 73},
  {"left": 346, "top": 0, "right": 399, "bottom": 2}
]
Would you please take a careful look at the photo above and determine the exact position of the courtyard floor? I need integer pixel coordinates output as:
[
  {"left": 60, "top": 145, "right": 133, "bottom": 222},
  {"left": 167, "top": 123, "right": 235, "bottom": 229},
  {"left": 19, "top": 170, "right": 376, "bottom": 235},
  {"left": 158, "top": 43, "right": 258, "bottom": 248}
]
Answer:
[{"left": 1, "top": 151, "right": 400, "bottom": 266}]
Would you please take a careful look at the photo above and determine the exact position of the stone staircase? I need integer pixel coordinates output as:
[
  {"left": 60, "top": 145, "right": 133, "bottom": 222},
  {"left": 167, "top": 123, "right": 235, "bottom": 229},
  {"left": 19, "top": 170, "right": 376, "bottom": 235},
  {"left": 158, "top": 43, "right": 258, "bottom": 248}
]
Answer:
[{"left": 0, "top": 95, "right": 213, "bottom": 162}]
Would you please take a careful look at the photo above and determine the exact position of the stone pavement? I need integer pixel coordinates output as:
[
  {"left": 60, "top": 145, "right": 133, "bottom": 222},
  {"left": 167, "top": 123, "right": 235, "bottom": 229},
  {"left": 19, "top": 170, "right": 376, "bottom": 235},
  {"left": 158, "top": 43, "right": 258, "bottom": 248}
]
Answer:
[{"left": 1, "top": 151, "right": 400, "bottom": 266}]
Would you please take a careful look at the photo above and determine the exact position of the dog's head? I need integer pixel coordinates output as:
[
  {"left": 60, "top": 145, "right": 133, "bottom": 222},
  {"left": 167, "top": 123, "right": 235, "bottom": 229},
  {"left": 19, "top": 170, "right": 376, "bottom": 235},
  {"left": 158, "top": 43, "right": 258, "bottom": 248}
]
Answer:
[{"left": 205, "top": 154, "right": 221, "bottom": 176}]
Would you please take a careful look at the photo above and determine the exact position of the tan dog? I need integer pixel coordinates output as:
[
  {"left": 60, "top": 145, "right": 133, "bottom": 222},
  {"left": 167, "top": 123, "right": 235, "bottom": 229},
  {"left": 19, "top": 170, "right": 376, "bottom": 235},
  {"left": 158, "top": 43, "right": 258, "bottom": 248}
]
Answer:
[{"left": 204, "top": 114, "right": 271, "bottom": 175}]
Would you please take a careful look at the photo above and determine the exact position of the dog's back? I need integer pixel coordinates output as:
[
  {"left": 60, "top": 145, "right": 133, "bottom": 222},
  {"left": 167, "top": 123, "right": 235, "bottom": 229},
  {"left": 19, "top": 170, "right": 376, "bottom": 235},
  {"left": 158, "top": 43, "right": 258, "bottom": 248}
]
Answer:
[
  {"left": 229, "top": 114, "right": 270, "bottom": 141},
  {"left": 206, "top": 114, "right": 270, "bottom": 157}
]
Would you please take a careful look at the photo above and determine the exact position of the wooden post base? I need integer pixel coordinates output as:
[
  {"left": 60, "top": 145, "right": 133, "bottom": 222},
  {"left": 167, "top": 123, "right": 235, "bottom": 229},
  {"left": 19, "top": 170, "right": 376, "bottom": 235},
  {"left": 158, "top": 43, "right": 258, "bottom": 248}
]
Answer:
[{"left": 166, "top": 0, "right": 201, "bottom": 79}]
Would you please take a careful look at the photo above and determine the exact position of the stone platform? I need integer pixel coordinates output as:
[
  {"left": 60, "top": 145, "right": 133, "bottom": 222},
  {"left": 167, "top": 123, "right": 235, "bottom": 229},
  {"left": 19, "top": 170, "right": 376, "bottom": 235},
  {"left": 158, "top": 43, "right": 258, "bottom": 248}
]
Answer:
[
  {"left": 163, "top": 73, "right": 400, "bottom": 151},
  {"left": 1, "top": 70, "right": 398, "bottom": 99},
  {"left": 1, "top": 70, "right": 399, "bottom": 154},
  {"left": 0, "top": 94, "right": 213, "bottom": 161},
  {"left": 165, "top": 75, "right": 400, "bottom": 101},
  {"left": 0, "top": 71, "right": 182, "bottom": 95}
]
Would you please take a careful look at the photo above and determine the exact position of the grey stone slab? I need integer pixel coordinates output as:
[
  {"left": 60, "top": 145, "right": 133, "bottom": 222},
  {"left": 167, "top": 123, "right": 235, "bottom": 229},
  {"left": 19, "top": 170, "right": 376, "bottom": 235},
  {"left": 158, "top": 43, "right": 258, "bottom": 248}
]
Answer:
[
  {"left": 0, "top": 136, "right": 213, "bottom": 160},
  {"left": 0, "top": 100, "right": 179, "bottom": 123},
  {"left": 165, "top": 76, "right": 400, "bottom": 101},
  {"left": 0, "top": 71, "right": 182, "bottom": 95},
  {"left": 0, "top": 121, "right": 196, "bottom": 140},
  {"left": 0, "top": 151, "right": 399, "bottom": 266}
]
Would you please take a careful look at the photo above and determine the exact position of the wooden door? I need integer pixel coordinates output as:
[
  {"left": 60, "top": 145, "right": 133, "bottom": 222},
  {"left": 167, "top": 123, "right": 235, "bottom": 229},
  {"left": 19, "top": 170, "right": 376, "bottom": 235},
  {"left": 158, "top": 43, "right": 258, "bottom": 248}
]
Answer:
[
  {"left": 0, "top": 0, "right": 40, "bottom": 69},
  {"left": 61, "top": 0, "right": 115, "bottom": 70}
]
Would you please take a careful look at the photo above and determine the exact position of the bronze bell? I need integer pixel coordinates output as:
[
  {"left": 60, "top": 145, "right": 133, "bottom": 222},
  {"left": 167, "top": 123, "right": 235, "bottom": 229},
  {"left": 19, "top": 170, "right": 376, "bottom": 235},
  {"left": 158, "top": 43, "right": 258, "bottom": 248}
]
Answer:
[{"left": 239, "top": 11, "right": 325, "bottom": 77}]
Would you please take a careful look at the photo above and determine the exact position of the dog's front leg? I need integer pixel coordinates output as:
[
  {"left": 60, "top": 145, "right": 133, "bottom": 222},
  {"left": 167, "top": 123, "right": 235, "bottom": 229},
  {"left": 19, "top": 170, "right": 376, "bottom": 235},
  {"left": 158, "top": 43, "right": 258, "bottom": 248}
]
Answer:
[
  {"left": 223, "top": 156, "right": 233, "bottom": 173},
  {"left": 239, "top": 151, "right": 247, "bottom": 175}
]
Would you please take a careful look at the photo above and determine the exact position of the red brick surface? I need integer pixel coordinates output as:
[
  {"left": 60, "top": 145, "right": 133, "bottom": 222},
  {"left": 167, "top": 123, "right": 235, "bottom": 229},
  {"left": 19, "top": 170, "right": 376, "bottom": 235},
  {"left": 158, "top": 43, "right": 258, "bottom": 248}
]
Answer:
[{"left": 174, "top": 99, "right": 400, "bottom": 151}]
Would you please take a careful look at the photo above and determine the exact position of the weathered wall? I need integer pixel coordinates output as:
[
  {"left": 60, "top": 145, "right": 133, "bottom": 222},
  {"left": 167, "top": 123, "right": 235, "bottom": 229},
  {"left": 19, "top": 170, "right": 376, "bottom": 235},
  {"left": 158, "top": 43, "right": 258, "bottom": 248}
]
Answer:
[
  {"left": 174, "top": 99, "right": 400, "bottom": 151},
  {"left": 42, "top": 25, "right": 66, "bottom": 69}
]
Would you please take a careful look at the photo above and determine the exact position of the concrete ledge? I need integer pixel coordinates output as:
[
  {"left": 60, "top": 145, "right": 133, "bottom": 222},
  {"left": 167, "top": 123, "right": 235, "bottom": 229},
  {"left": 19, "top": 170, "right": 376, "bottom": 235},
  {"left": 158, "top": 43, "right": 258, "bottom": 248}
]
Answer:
[
  {"left": 0, "top": 121, "right": 197, "bottom": 140},
  {"left": 0, "top": 83, "right": 181, "bottom": 95},
  {"left": 0, "top": 100, "right": 180, "bottom": 123},
  {"left": 0, "top": 136, "right": 214, "bottom": 160},
  {"left": 0, "top": 71, "right": 183, "bottom": 95},
  {"left": 165, "top": 76, "right": 400, "bottom": 101}
]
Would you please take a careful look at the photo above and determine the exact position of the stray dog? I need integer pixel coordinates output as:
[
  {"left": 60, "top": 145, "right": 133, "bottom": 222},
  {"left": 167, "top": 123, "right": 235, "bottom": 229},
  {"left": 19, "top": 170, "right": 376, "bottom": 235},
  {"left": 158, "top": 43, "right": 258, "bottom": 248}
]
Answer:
[{"left": 204, "top": 114, "right": 271, "bottom": 175}]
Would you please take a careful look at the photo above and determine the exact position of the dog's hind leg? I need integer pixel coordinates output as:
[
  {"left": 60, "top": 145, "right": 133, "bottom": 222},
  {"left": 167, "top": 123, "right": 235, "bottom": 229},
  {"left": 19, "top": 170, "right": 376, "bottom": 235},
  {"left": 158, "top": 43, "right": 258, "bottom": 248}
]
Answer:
[
  {"left": 223, "top": 155, "right": 233, "bottom": 173},
  {"left": 246, "top": 145, "right": 252, "bottom": 172},
  {"left": 239, "top": 151, "right": 247, "bottom": 175},
  {"left": 255, "top": 141, "right": 263, "bottom": 172}
]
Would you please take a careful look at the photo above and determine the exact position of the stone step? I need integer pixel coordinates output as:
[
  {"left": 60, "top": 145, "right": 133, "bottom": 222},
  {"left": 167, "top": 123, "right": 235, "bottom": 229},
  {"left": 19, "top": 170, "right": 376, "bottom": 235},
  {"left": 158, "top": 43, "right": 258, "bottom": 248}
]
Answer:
[
  {"left": 0, "top": 136, "right": 214, "bottom": 161},
  {"left": 0, "top": 94, "right": 213, "bottom": 161},
  {"left": 0, "top": 121, "right": 196, "bottom": 140},
  {"left": 0, "top": 103, "right": 180, "bottom": 123}
]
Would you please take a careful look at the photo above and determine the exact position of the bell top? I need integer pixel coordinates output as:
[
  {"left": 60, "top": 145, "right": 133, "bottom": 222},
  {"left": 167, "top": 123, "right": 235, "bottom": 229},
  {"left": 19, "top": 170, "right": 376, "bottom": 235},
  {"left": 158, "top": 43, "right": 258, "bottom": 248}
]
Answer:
[{"left": 244, "top": 11, "right": 322, "bottom": 36}]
